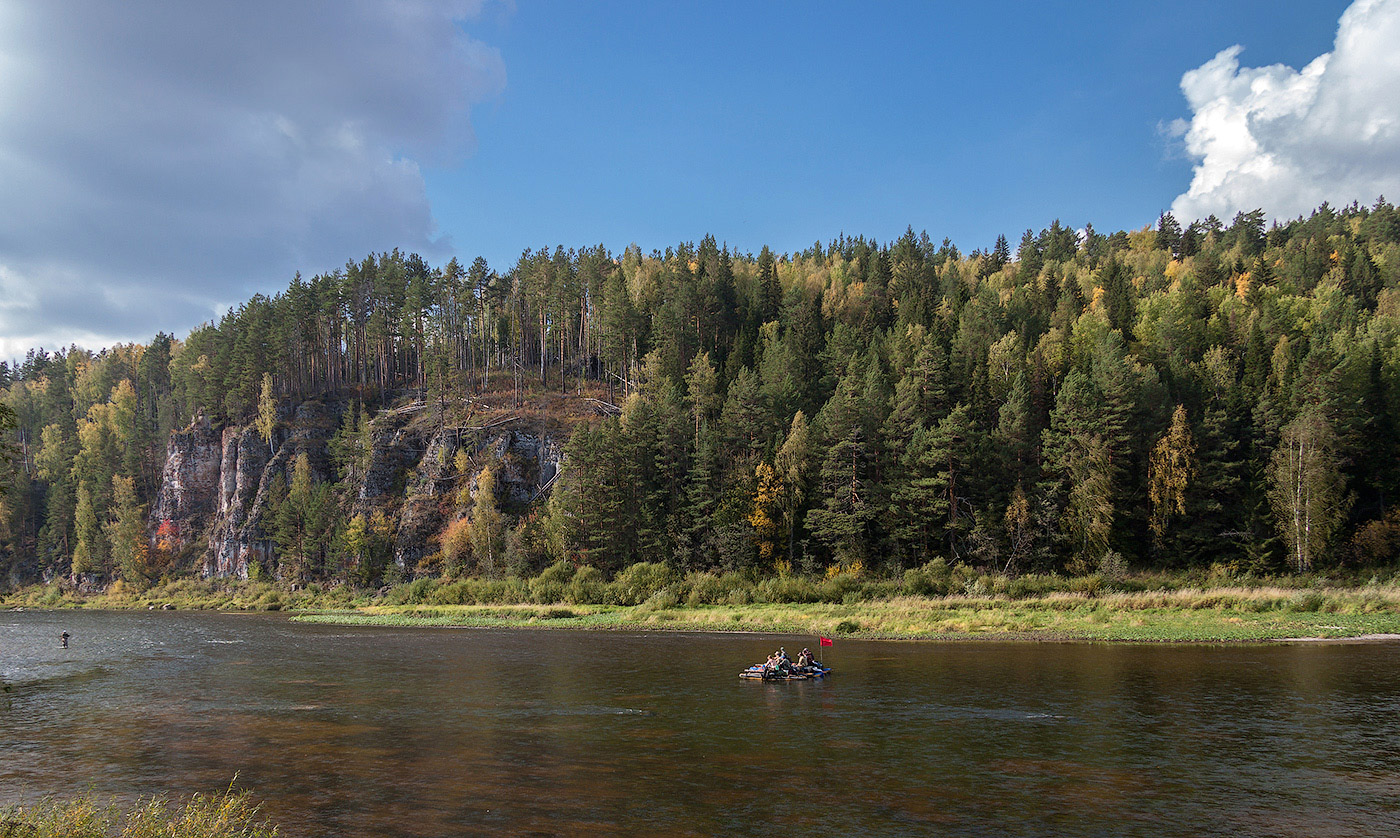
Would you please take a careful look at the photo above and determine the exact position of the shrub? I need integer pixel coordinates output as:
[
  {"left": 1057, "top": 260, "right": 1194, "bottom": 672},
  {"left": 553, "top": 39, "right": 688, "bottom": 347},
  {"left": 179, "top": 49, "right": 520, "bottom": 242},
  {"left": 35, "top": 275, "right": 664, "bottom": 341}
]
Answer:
[
  {"left": 429, "top": 580, "right": 471, "bottom": 605},
  {"left": 529, "top": 560, "right": 576, "bottom": 603},
  {"left": 384, "top": 577, "right": 439, "bottom": 605},
  {"left": 816, "top": 573, "right": 863, "bottom": 603},
  {"left": 901, "top": 559, "right": 953, "bottom": 597},
  {"left": 637, "top": 587, "right": 679, "bottom": 611},
  {"left": 1289, "top": 592, "right": 1326, "bottom": 613},
  {"left": 608, "top": 562, "right": 672, "bottom": 605},
  {"left": 439, "top": 517, "right": 474, "bottom": 576},
  {"left": 1069, "top": 574, "right": 1104, "bottom": 597},
  {"left": 680, "top": 571, "right": 725, "bottom": 605},
  {"left": 565, "top": 565, "right": 606, "bottom": 604},
  {"left": 1099, "top": 550, "right": 1128, "bottom": 581},
  {"left": 476, "top": 577, "right": 517, "bottom": 604},
  {"left": 756, "top": 575, "right": 820, "bottom": 603}
]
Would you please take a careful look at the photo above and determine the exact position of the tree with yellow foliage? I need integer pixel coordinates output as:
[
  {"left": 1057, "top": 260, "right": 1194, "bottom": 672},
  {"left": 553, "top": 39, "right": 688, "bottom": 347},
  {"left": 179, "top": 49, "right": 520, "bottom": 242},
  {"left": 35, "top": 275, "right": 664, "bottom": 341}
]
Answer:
[
  {"left": 1149, "top": 405, "right": 1197, "bottom": 542},
  {"left": 748, "top": 461, "right": 782, "bottom": 565}
]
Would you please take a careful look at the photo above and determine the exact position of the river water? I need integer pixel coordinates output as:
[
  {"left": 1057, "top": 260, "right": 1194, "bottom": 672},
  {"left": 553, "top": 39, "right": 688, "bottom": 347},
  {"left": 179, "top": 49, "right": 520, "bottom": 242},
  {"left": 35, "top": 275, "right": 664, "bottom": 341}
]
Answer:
[{"left": 2, "top": 610, "right": 1399, "bottom": 837}]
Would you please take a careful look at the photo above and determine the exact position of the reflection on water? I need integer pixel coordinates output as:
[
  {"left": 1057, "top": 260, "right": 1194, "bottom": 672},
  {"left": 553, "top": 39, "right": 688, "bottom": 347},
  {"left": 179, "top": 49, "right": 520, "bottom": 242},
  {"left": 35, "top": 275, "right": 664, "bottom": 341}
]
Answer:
[{"left": 3, "top": 609, "right": 1400, "bottom": 837}]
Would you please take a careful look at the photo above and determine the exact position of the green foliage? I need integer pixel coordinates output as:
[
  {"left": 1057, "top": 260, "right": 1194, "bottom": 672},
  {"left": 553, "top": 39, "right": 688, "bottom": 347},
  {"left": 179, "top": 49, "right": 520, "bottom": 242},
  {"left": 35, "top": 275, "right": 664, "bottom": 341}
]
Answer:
[
  {"left": 9, "top": 199, "right": 1400, "bottom": 589},
  {"left": 608, "top": 561, "right": 672, "bottom": 605},
  {"left": 529, "top": 559, "right": 575, "bottom": 603}
]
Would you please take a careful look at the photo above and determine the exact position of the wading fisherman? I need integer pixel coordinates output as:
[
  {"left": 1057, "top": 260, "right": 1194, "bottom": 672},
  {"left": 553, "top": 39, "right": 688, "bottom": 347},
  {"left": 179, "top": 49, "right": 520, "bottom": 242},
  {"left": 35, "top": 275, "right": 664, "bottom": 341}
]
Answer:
[{"left": 60, "top": 631, "right": 69, "bottom": 649}]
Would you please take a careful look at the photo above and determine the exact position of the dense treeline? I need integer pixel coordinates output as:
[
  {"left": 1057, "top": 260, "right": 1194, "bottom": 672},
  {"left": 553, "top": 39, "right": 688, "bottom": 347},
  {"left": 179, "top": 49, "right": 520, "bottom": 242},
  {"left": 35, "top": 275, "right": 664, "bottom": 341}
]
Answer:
[{"left": 5, "top": 199, "right": 1400, "bottom": 586}]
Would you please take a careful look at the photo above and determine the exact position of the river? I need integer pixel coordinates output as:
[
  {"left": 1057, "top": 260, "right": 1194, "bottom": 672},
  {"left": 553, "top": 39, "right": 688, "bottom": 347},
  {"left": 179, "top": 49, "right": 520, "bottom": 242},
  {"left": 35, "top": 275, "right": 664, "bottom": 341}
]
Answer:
[{"left": 2, "top": 609, "right": 1399, "bottom": 837}]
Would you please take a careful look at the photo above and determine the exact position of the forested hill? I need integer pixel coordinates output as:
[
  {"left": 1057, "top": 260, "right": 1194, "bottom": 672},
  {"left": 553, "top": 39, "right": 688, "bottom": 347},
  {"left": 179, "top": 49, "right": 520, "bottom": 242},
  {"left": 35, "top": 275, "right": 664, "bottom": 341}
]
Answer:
[{"left": 5, "top": 200, "right": 1400, "bottom": 588}]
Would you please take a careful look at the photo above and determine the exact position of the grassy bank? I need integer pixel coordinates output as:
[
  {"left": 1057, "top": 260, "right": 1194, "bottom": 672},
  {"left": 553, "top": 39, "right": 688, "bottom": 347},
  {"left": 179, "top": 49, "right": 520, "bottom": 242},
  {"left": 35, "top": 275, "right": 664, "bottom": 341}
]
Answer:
[
  {"left": 0, "top": 789, "right": 276, "bottom": 838},
  {"left": 292, "top": 587, "right": 1400, "bottom": 642},
  {"left": 7, "top": 561, "right": 1400, "bottom": 642}
]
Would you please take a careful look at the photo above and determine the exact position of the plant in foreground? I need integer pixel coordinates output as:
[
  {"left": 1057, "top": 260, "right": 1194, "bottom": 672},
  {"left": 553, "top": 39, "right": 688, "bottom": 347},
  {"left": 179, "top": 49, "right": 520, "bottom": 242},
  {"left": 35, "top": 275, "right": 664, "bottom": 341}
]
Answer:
[{"left": 0, "top": 788, "right": 277, "bottom": 838}]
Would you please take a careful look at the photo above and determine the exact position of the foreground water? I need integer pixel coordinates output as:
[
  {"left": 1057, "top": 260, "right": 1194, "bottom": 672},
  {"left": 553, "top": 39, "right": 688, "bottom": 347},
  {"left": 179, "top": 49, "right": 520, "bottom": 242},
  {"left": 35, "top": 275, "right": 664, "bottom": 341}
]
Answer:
[{"left": 2, "top": 610, "right": 1399, "bottom": 837}]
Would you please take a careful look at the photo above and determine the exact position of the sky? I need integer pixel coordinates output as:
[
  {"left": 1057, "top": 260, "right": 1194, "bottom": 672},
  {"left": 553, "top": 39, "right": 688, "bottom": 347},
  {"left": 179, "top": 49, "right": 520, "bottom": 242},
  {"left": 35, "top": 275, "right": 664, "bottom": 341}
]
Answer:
[{"left": 2, "top": 0, "right": 1396, "bottom": 359}]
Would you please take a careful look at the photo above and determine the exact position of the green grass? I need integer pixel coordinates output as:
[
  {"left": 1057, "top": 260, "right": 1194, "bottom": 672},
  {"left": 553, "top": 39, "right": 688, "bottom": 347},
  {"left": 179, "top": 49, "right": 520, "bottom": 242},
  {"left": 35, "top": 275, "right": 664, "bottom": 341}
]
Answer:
[
  {"left": 9, "top": 567, "right": 1400, "bottom": 643},
  {"left": 290, "top": 591, "right": 1400, "bottom": 642}
]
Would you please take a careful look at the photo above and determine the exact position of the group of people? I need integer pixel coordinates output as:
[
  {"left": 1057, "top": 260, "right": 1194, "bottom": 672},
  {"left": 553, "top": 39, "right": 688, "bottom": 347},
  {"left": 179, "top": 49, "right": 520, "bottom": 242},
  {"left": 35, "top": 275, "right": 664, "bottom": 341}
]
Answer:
[{"left": 761, "top": 646, "right": 820, "bottom": 676}]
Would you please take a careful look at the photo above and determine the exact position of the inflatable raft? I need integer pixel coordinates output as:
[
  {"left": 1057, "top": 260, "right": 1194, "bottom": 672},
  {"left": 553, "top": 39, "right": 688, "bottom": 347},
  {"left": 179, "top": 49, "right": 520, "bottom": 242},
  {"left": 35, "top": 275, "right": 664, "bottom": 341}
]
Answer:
[{"left": 739, "top": 662, "right": 831, "bottom": 681}]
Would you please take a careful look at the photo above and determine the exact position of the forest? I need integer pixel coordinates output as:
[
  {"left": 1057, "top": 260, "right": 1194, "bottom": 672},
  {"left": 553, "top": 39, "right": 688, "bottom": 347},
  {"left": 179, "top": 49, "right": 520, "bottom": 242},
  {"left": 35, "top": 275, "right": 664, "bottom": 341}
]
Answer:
[{"left": 4, "top": 198, "right": 1400, "bottom": 589}]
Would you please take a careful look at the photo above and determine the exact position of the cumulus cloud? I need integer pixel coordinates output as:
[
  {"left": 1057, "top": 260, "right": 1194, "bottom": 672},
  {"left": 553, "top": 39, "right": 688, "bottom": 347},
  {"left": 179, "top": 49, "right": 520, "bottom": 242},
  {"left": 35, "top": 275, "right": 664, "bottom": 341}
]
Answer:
[
  {"left": 0, "top": 0, "right": 505, "bottom": 358},
  {"left": 1170, "top": 0, "right": 1400, "bottom": 225}
]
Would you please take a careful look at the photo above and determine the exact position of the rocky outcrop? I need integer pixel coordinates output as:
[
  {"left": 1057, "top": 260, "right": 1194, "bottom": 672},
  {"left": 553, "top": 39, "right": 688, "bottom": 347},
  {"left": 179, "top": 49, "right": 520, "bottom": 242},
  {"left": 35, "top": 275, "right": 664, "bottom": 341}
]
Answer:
[
  {"left": 148, "top": 398, "right": 564, "bottom": 582},
  {"left": 150, "top": 415, "right": 223, "bottom": 558},
  {"left": 207, "top": 400, "right": 338, "bottom": 578},
  {"left": 205, "top": 425, "right": 274, "bottom": 578},
  {"left": 392, "top": 425, "right": 459, "bottom": 570}
]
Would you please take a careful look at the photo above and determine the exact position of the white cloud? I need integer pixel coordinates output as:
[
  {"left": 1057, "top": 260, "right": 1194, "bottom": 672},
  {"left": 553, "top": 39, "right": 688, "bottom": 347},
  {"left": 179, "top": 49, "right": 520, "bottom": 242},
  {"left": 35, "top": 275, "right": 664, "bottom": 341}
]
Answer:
[
  {"left": 1170, "top": 0, "right": 1400, "bottom": 225},
  {"left": 0, "top": 0, "right": 505, "bottom": 359}
]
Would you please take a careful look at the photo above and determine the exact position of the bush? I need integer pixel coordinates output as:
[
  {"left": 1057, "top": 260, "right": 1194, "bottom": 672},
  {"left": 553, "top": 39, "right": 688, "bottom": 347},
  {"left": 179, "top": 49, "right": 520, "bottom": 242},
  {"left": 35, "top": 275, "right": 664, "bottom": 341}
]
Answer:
[
  {"left": 901, "top": 559, "right": 953, "bottom": 597},
  {"left": 1289, "top": 592, "right": 1327, "bottom": 613},
  {"left": 816, "top": 573, "right": 863, "bottom": 603},
  {"left": 440, "top": 516, "right": 474, "bottom": 576},
  {"left": 529, "top": 560, "right": 576, "bottom": 603},
  {"left": 833, "top": 618, "right": 862, "bottom": 635},
  {"left": 1068, "top": 574, "right": 1104, "bottom": 597},
  {"left": 755, "top": 575, "right": 821, "bottom": 604},
  {"left": 608, "top": 562, "right": 672, "bottom": 605},
  {"left": 429, "top": 580, "right": 472, "bottom": 605},
  {"left": 679, "top": 571, "right": 725, "bottom": 605},
  {"left": 637, "top": 587, "right": 679, "bottom": 611},
  {"left": 565, "top": 565, "right": 606, "bottom": 604},
  {"left": 1004, "top": 574, "right": 1062, "bottom": 599},
  {"left": 384, "top": 577, "right": 440, "bottom": 605},
  {"left": 1099, "top": 550, "right": 1128, "bottom": 581}
]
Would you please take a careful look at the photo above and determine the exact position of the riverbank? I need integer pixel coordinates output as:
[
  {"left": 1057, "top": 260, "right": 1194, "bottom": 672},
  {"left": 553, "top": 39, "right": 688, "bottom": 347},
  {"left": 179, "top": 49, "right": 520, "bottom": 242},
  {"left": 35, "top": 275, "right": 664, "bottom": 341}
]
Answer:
[
  {"left": 290, "top": 590, "right": 1400, "bottom": 642},
  {"left": 7, "top": 569, "right": 1400, "bottom": 642}
]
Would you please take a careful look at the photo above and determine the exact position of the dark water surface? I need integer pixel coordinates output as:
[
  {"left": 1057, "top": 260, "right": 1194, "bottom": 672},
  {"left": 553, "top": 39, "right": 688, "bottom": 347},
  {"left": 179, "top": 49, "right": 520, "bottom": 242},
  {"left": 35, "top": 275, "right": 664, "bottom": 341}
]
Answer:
[{"left": 3, "top": 610, "right": 1399, "bottom": 837}]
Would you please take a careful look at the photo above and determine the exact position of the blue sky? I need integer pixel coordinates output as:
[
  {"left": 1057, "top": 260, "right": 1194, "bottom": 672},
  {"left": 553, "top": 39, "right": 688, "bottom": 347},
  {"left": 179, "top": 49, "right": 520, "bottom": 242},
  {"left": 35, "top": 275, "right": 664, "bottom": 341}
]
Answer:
[
  {"left": 433, "top": 1, "right": 1353, "bottom": 264},
  {"left": 2, "top": 0, "right": 1394, "bottom": 356}
]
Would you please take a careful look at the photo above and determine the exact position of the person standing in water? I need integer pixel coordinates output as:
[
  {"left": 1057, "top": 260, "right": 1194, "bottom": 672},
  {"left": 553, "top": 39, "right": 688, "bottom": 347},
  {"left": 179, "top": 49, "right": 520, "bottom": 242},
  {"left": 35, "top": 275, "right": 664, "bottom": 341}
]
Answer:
[{"left": 60, "top": 631, "right": 69, "bottom": 649}]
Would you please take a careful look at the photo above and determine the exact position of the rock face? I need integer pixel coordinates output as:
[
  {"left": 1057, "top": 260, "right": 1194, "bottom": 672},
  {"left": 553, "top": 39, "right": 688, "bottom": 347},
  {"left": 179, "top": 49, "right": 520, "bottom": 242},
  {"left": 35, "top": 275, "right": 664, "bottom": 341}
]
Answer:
[
  {"left": 150, "top": 416, "right": 224, "bottom": 559},
  {"left": 207, "top": 400, "right": 338, "bottom": 578},
  {"left": 148, "top": 399, "right": 563, "bottom": 582},
  {"left": 206, "top": 425, "right": 274, "bottom": 578}
]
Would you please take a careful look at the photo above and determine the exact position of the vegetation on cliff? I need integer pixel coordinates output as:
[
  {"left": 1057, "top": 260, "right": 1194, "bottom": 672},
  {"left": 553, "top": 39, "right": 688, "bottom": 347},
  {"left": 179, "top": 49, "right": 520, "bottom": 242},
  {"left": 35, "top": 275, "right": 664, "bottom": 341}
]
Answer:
[{"left": 4, "top": 201, "right": 1400, "bottom": 590}]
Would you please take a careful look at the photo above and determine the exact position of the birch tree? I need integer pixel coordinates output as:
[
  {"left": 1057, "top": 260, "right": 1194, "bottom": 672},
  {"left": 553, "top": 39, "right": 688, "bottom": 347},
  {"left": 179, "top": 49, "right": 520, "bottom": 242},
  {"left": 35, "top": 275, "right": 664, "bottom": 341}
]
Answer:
[{"left": 1268, "top": 410, "right": 1351, "bottom": 572}]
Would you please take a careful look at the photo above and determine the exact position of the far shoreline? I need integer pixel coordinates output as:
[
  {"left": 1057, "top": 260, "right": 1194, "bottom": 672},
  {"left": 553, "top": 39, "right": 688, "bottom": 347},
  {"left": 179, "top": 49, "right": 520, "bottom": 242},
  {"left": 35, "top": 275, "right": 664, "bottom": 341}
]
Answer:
[{"left": 7, "top": 574, "right": 1400, "bottom": 644}]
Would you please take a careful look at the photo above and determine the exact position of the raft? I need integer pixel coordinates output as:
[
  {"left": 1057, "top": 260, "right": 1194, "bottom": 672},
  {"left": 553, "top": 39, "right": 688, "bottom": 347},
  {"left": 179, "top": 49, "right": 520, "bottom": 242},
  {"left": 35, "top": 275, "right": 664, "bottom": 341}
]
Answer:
[{"left": 739, "top": 662, "right": 831, "bottom": 681}]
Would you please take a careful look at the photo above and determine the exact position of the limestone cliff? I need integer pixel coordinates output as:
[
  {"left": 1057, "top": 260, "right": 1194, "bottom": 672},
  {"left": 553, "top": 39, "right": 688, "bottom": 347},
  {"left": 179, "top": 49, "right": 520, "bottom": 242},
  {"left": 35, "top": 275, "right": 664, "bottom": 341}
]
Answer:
[{"left": 149, "top": 398, "right": 564, "bottom": 581}]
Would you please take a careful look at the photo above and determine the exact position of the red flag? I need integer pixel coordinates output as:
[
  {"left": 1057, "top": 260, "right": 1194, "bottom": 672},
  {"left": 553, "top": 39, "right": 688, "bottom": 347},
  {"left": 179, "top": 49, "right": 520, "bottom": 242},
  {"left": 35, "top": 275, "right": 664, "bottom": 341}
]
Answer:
[{"left": 819, "top": 636, "right": 833, "bottom": 647}]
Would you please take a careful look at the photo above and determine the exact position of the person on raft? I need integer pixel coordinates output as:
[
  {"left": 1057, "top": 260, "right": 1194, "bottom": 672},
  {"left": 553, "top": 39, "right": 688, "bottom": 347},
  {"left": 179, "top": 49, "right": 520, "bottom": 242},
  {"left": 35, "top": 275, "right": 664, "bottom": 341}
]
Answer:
[
  {"left": 768, "top": 649, "right": 795, "bottom": 676},
  {"left": 796, "top": 648, "right": 814, "bottom": 668}
]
